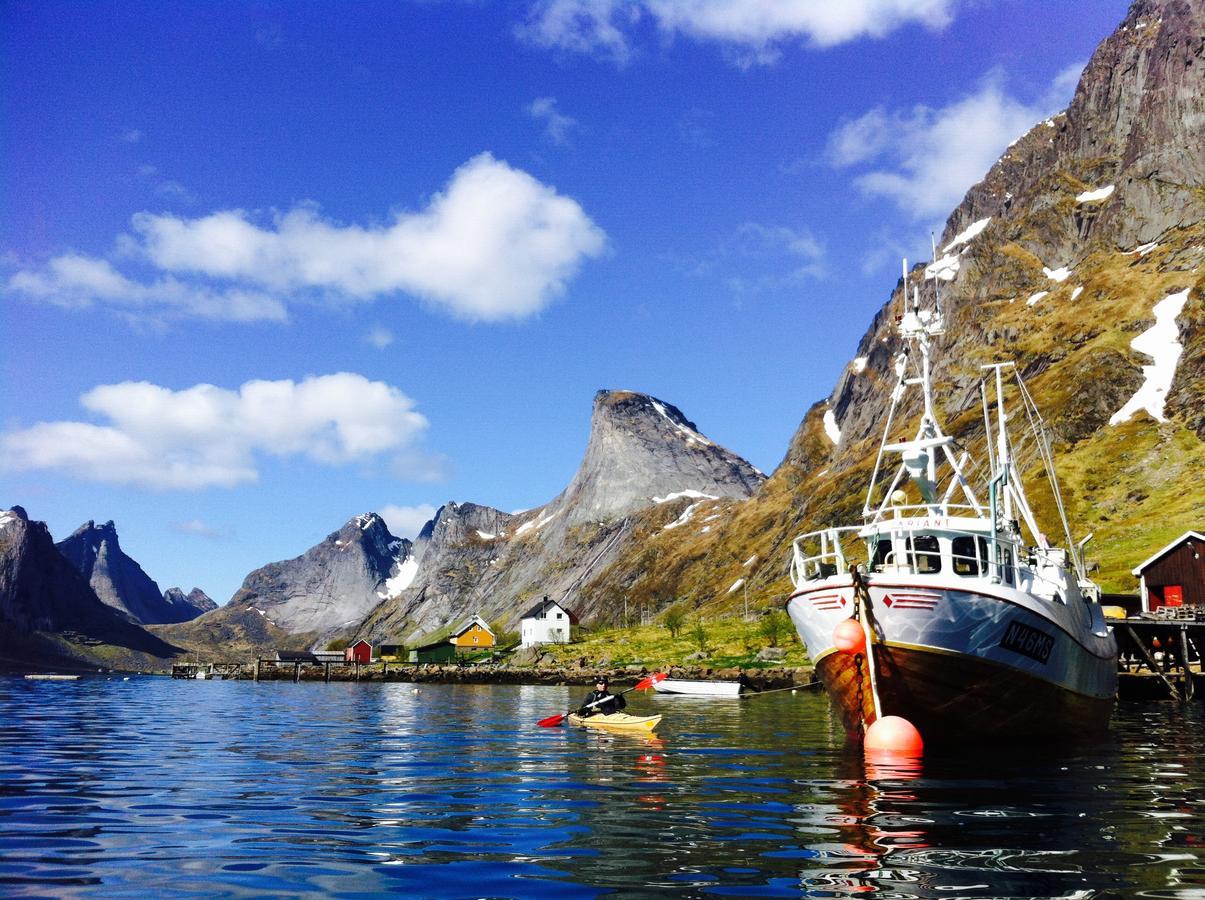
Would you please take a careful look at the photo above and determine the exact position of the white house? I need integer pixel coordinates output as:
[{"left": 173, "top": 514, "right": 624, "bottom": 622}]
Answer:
[{"left": 520, "top": 596, "right": 577, "bottom": 647}]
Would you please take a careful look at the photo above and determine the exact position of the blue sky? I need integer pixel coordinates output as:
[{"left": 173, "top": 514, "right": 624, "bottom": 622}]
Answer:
[{"left": 2, "top": 0, "right": 1127, "bottom": 604}]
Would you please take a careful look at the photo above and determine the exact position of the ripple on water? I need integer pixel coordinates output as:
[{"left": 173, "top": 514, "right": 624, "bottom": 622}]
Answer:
[{"left": 1, "top": 680, "right": 1203, "bottom": 897}]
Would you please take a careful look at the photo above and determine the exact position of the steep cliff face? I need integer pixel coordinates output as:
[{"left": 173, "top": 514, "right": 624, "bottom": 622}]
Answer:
[
  {"left": 599, "top": 0, "right": 1203, "bottom": 610},
  {"left": 0, "top": 507, "right": 179, "bottom": 669},
  {"left": 355, "top": 390, "right": 765, "bottom": 643},
  {"left": 55, "top": 521, "right": 207, "bottom": 624},
  {"left": 551, "top": 391, "right": 765, "bottom": 525},
  {"left": 217, "top": 513, "right": 414, "bottom": 642}
]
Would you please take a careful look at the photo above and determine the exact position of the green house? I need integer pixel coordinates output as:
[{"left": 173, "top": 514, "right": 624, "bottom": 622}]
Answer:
[{"left": 408, "top": 640, "right": 456, "bottom": 664}]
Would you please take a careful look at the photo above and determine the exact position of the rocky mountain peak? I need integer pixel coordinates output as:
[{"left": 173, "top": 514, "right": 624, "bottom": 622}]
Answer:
[
  {"left": 162, "top": 586, "right": 218, "bottom": 618},
  {"left": 551, "top": 389, "right": 764, "bottom": 526},
  {"left": 55, "top": 519, "right": 187, "bottom": 624},
  {"left": 1, "top": 507, "right": 178, "bottom": 664},
  {"left": 221, "top": 512, "right": 414, "bottom": 641}
]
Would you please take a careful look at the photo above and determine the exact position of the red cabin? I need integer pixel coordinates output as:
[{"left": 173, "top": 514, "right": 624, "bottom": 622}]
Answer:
[
  {"left": 1133, "top": 531, "right": 1205, "bottom": 613},
  {"left": 345, "top": 639, "right": 372, "bottom": 664}
]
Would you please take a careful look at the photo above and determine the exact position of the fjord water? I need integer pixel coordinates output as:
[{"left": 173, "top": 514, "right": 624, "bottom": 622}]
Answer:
[{"left": 2, "top": 678, "right": 1201, "bottom": 898}]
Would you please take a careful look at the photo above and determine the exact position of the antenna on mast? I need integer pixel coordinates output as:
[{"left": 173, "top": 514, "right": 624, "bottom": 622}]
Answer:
[{"left": 930, "top": 232, "right": 943, "bottom": 317}]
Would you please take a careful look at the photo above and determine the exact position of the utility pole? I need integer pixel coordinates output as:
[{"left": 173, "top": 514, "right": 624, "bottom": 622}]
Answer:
[{"left": 743, "top": 554, "right": 759, "bottom": 621}]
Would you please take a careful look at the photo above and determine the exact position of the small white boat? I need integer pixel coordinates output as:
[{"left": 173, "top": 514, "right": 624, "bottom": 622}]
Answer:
[
  {"left": 653, "top": 678, "right": 742, "bottom": 697},
  {"left": 24, "top": 674, "right": 81, "bottom": 681}
]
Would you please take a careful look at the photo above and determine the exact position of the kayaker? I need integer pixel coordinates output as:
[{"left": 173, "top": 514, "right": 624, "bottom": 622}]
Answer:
[{"left": 578, "top": 676, "right": 626, "bottom": 716}]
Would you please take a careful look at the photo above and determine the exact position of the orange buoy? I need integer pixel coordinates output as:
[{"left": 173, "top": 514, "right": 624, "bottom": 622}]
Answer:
[
  {"left": 833, "top": 617, "right": 866, "bottom": 654},
  {"left": 864, "top": 715, "right": 924, "bottom": 756}
]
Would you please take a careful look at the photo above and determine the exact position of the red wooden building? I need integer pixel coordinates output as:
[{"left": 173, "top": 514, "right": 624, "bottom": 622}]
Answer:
[
  {"left": 1133, "top": 531, "right": 1205, "bottom": 613},
  {"left": 345, "top": 639, "right": 372, "bottom": 664}
]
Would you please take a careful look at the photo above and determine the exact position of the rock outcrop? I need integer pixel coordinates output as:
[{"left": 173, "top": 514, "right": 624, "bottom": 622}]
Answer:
[{"left": 356, "top": 390, "right": 765, "bottom": 643}]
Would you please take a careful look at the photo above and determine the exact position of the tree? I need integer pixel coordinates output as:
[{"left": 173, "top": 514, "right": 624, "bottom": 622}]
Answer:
[
  {"left": 664, "top": 605, "right": 686, "bottom": 638},
  {"left": 690, "top": 619, "right": 709, "bottom": 654},
  {"left": 758, "top": 610, "right": 790, "bottom": 648}
]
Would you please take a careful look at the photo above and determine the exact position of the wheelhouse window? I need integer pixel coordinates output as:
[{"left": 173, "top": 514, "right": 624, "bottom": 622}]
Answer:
[
  {"left": 871, "top": 539, "right": 893, "bottom": 570},
  {"left": 952, "top": 536, "right": 989, "bottom": 576},
  {"left": 906, "top": 535, "right": 941, "bottom": 573}
]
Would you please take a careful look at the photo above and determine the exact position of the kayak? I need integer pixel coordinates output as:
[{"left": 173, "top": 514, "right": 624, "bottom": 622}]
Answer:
[{"left": 567, "top": 712, "right": 663, "bottom": 732}]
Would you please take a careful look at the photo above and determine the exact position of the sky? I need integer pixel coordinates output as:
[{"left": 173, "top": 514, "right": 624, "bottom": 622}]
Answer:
[{"left": 1, "top": 0, "right": 1129, "bottom": 605}]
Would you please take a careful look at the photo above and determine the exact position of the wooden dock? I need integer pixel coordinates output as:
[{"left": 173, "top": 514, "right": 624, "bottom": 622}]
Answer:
[{"left": 1113, "top": 616, "right": 1203, "bottom": 702}]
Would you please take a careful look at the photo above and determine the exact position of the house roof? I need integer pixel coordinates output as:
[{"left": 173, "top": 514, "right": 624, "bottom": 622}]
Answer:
[
  {"left": 1132, "top": 531, "right": 1205, "bottom": 575},
  {"left": 520, "top": 596, "right": 579, "bottom": 624},
  {"left": 349, "top": 639, "right": 372, "bottom": 648},
  {"left": 451, "top": 614, "right": 494, "bottom": 638},
  {"left": 276, "top": 651, "right": 318, "bottom": 662}
]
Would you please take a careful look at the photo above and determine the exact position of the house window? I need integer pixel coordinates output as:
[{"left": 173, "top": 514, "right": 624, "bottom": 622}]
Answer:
[
  {"left": 556, "top": 612, "right": 563, "bottom": 619},
  {"left": 473, "top": 634, "right": 479, "bottom": 644}
]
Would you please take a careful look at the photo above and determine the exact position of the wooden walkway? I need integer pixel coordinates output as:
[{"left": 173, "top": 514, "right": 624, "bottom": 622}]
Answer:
[{"left": 1114, "top": 617, "right": 1203, "bottom": 702}]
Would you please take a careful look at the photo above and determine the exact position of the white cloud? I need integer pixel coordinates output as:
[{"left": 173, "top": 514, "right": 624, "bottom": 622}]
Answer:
[
  {"left": 8, "top": 254, "right": 287, "bottom": 323},
  {"left": 169, "top": 519, "right": 225, "bottom": 540},
  {"left": 520, "top": 0, "right": 962, "bottom": 65},
  {"left": 734, "top": 222, "right": 826, "bottom": 280},
  {"left": 0, "top": 374, "right": 431, "bottom": 490},
  {"left": 365, "top": 326, "right": 395, "bottom": 349},
  {"left": 8, "top": 153, "right": 606, "bottom": 324},
  {"left": 121, "top": 129, "right": 144, "bottom": 143},
  {"left": 518, "top": 0, "right": 640, "bottom": 66},
  {"left": 826, "top": 68, "right": 1082, "bottom": 219},
  {"left": 528, "top": 96, "right": 578, "bottom": 144},
  {"left": 379, "top": 503, "right": 438, "bottom": 539}
]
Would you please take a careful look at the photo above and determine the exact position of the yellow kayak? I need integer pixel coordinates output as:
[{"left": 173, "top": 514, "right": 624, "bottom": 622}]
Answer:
[{"left": 568, "top": 712, "right": 662, "bottom": 732}]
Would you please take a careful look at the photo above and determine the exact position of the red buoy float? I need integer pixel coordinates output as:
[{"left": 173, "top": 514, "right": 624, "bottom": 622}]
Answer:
[
  {"left": 833, "top": 617, "right": 866, "bottom": 654},
  {"left": 864, "top": 715, "right": 924, "bottom": 756}
]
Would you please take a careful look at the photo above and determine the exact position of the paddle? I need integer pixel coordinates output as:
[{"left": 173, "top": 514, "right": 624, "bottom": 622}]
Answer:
[{"left": 537, "top": 672, "right": 666, "bottom": 727}]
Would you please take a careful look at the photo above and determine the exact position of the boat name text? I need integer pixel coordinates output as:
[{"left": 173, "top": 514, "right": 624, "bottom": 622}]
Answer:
[{"left": 999, "top": 620, "right": 1054, "bottom": 664}]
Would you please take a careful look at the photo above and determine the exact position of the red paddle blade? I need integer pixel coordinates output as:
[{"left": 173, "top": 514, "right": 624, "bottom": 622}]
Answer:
[
  {"left": 537, "top": 713, "right": 567, "bottom": 727},
  {"left": 634, "top": 672, "right": 667, "bottom": 691}
]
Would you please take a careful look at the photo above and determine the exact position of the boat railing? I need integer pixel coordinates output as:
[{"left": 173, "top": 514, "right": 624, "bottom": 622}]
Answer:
[
  {"left": 793, "top": 519, "right": 1084, "bottom": 601},
  {"left": 866, "top": 502, "right": 984, "bottom": 522},
  {"left": 790, "top": 526, "right": 863, "bottom": 583}
]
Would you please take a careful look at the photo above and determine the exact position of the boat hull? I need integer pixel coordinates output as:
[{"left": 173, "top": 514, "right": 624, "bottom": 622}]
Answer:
[
  {"left": 653, "top": 679, "right": 741, "bottom": 697},
  {"left": 568, "top": 713, "right": 662, "bottom": 732},
  {"left": 788, "top": 576, "right": 1118, "bottom": 744}
]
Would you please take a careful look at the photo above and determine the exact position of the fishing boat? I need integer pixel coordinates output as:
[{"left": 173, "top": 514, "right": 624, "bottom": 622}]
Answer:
[
  {"left": 567, "top": 712, "right": 663, "bottom": 732},
  {"left": 785, "top": 261, "right": 1118, "bottom": 745},
  {"left": 652, "top": 678, "right": 742, "bottom": 697}
]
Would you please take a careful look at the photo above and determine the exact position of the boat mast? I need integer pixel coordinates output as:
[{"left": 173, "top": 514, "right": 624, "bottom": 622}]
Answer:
[{"left": 865, "top": 260, "right": 983, "bottom": 522}]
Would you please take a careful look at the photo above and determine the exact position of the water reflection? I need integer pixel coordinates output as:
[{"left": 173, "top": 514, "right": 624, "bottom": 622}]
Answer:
[{"left": 0, "top": 678, "right": 1202, "bottom": 897}]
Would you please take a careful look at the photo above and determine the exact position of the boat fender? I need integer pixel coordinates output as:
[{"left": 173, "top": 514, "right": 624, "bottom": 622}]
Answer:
[
  {"left": 864, "top": 715, "right": 924, "bottom": 757},
  {"left": 833, "top": 618, "right": 866, "bottom": 654}
]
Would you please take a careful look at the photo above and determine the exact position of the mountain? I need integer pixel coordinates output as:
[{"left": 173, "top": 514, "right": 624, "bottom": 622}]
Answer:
[
  {"left": 55, "top": 520, "right": 207, "bottom": 624},
  {"left": 0, "top": 507, "right": 179, "bottom": 671},
  {"left": 162, "top": 587, "right": 218, "bottom": 619},
  {"left": 355, "top": 389, "right": 765, "bottom": 643},
  {"left": 587, "top": 0, "right": 1203, "bottom": 616},
  {"left": 210, "top": 513, "right": 414, "bottom": 643}
]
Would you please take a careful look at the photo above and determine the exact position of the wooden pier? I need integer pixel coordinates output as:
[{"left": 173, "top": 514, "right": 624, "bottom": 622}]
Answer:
[{"left": 1114, "top": 615, "right": 1204, "bottom": 702}]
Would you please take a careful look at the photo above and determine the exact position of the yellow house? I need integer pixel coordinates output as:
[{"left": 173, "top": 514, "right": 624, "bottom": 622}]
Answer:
[{"left": 450, "top": 614, "right": 495, "bottom": 649}]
